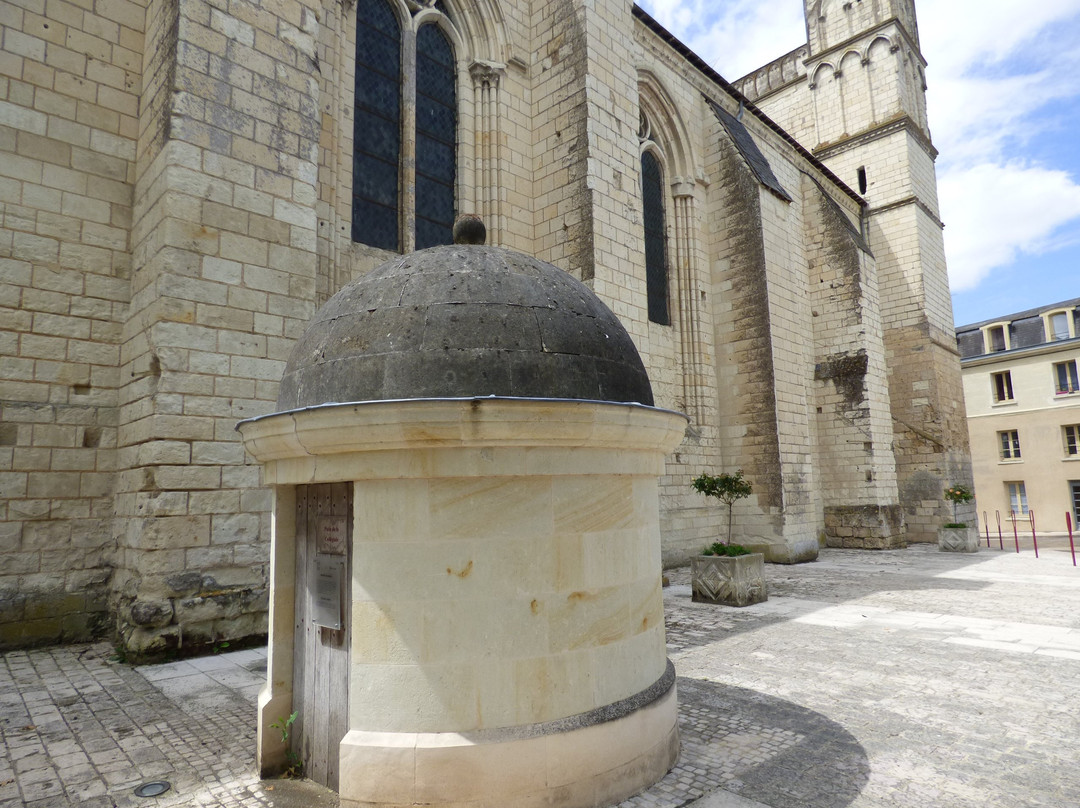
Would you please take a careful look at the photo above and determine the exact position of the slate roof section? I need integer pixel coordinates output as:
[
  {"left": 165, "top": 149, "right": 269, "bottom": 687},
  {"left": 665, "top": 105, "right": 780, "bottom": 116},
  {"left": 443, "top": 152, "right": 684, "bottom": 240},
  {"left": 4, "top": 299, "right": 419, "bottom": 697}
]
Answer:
[
  {"left": 708, "top": 98, "right": 792, "bottom": 202},
  {"left": 955, "top": 297, "right": 1080, "bottom": 333},
  {"left": 632, "top": 4, "right": 862, "bottom": 207},
  {"left": 808, "top": 175, "right": 871, "bottom": 255}
]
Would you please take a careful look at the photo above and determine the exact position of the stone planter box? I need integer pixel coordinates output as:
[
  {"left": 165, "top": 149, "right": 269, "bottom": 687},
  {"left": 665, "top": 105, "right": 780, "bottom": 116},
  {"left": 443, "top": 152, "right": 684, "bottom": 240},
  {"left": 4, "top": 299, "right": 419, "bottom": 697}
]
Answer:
[
  {"left": 938, "top": 526, "right": 979, "bottom": 553},
  {"left": 691, "top": 553, "right": 768, "bottom": 607}
]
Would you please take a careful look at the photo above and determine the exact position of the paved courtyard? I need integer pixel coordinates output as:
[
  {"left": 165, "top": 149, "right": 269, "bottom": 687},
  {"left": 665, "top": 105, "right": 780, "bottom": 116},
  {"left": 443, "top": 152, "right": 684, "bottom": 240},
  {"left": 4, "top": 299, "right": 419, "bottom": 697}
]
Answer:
[{"left": 2, "top": 541, "right": 1079, "bottom": 808}]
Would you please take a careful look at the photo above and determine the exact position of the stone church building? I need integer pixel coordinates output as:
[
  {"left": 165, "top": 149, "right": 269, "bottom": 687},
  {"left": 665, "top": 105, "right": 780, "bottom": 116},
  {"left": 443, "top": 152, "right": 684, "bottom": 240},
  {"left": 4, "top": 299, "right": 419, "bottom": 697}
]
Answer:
[{"left": 0, "top": 0, "right": 971, "bottom": 655}]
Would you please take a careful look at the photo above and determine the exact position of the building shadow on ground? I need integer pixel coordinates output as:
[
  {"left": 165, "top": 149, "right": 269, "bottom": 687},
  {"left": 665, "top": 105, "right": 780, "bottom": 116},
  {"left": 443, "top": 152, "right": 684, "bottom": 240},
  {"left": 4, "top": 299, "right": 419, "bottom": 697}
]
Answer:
[{"left": 623, "top": 677, "right": 870, "bottom": 808}]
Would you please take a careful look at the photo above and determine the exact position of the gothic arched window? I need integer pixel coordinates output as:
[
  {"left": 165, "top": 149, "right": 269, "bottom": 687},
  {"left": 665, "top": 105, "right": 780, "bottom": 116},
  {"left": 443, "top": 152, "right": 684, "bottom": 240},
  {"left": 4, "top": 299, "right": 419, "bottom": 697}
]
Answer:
[
  {"left": 415, "top": 24, "right": 457, "bottom": 249},
  {"left": 352, "top": 0, "right": 402, "bottom": 250},
  {"left": 352, "top": 0, "right": 457, "bottom": 251},
  {"left": 640, "top": 148, "right": 670, "bottom": 325}
]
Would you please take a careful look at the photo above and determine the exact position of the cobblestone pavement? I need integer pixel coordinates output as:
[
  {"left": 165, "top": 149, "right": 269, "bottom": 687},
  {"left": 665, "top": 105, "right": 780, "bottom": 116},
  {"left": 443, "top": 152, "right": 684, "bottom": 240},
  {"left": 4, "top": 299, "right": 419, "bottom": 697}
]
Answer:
[{"left": 2, "top": 542, "right": 1078, "bottom": 807}]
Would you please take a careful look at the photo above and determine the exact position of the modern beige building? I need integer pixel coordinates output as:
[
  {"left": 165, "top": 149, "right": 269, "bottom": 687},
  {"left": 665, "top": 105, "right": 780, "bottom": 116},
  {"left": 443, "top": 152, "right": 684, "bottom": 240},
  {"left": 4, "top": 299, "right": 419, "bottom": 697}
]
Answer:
[
  {"left": 957, "top": 299, "right": 1080, "bottom": 533},
  {"left": 1, "top": 0, "right": 972, "bottom": 656}
]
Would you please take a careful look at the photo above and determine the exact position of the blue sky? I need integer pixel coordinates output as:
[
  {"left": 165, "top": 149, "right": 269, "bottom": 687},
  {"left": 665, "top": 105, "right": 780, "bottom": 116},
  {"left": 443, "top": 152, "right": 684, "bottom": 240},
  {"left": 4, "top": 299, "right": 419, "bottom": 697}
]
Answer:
[{"left": 637, "top": 0, "right": 1080, "bottom": 328}]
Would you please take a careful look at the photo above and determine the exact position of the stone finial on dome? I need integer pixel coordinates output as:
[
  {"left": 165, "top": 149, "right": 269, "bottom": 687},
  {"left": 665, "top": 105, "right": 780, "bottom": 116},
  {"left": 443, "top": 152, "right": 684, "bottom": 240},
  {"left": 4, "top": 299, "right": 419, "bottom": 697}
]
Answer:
[{"left": 452, "top": 214, "right": 486, "bottom": 245}]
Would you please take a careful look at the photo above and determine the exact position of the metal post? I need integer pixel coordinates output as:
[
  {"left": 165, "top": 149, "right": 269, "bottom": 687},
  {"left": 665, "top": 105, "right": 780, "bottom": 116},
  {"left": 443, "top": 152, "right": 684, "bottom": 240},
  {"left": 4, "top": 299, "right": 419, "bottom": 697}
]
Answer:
[
  {"left": 1012, "top": 511, "right": 1020, "bottom": 553},
  {"left": 1029, "top": 510, "right": 1038, "bottom": 558},
  {"left": 996, "top": 510, "right": 1004, "bottom": 550},
  {"left": 1068, "top": 512, "right": 1076, "bottom": 567},
  {"left": 984, "top": 511, "right": 990, "bottom": 548}
]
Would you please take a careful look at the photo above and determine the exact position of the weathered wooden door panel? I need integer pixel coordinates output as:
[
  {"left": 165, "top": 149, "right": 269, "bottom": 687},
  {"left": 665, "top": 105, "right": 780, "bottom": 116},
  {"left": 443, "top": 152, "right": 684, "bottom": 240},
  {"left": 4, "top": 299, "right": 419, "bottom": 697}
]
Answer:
[{"left": 293, "top": 483, "right": 351, "bottom": 790}]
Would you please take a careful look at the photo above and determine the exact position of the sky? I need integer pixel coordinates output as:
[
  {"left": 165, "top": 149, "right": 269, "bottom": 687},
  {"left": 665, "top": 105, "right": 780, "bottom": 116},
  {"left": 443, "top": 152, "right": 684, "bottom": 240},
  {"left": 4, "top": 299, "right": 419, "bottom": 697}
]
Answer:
[{"left": 636, "top": 0, "right": 1080, "bottom": 328}]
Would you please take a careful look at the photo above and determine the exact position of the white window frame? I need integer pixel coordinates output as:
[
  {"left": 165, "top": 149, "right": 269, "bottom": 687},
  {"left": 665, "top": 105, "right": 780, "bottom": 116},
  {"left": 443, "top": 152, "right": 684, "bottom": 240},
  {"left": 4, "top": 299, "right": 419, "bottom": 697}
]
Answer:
[
  {"left": 1043, "top": 309, "right": 1075, "bottom": 342},
  {"left": 1064, "top": 424, "right": 1080, "bottom": 457},
  {"left": 1054, "top": 359, "right": 1080, "bottom": 395},
  {"left": 981, "top": 322, "right": 1010, "bottom": 353},
  {"left": 991, "top": 370, "right": 1014, "bottom": 403},
  {"left": 998, "top": 429, "right": 1021, "bottom": 460},
  {"left": 1006, "top": 481, "right": 1028, "bottom": 516}
]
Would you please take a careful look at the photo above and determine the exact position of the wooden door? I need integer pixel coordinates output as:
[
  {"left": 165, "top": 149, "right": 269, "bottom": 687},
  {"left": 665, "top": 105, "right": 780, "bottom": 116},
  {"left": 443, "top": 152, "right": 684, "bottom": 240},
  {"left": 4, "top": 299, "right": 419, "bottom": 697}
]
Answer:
[{"left": 293, "top": 483, "right": 352, "bottom": 790}]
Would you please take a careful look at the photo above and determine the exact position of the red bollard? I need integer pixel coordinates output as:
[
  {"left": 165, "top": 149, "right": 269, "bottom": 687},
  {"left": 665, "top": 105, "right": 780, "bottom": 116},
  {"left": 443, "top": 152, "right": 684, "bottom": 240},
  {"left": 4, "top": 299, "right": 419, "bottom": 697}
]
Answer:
[
  {"left": 996, "top": 510, "right": 1004, "bottom": 550},
  {"left": 1029, "top": 510, "right": 1038, "bottom": 558},
  {"left": 984, "top": 511, "right": 990, "bottom": 548},
  {"left": 1068, "top": 512, "right": 1077, "bottom": 567},
  {"left": 1012, "top": 511, "right": 1020, "bottom": 553}
]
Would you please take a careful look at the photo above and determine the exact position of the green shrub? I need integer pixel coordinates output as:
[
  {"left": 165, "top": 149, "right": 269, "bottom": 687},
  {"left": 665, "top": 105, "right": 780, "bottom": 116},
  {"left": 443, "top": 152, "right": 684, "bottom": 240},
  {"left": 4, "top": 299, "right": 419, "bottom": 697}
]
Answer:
[{"left": 692, "top": 471, "right": 753, "bottom": 546}]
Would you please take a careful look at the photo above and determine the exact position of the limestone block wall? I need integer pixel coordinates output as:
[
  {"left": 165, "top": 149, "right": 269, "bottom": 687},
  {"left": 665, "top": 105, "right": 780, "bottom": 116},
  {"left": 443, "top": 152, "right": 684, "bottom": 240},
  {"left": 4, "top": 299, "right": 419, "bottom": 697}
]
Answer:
[
  {"left": 0, "top": 0, "right": 971, "bottom": 651},
  {"left": 808, "top": 0, "right": 918, "bottom": 56},
  {"left": 750, "top": 0, "right": 972, "bottom": 543},
  {"left": 113, "top": 0, "right": 322, "bottom": 656},
  {"left": 0, "top": 0, "right": 142, "bottom": 648},
  {"left": 704, "top": 129, "right": 786, "bottom": 555},
  {"left": 802, "top": 177, "right": 902, "bottom": 547},
  {"left": 733, "top": 58, "right": 814, "bottom": 149}
]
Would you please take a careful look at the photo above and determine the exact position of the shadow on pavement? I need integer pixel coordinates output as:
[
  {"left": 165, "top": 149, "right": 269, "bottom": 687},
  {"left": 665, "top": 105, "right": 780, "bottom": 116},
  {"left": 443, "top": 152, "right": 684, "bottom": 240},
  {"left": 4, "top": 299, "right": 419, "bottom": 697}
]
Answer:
[{"left": 676, "top": 677, "right": 870, "bottom": 808}]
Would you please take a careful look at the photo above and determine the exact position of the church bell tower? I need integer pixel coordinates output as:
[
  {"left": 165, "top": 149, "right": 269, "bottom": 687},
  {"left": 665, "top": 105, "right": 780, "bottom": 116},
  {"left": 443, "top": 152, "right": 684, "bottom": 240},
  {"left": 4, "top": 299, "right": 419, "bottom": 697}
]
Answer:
[{"left": 803, "top": 0, "right": 973, "bottom": 541}]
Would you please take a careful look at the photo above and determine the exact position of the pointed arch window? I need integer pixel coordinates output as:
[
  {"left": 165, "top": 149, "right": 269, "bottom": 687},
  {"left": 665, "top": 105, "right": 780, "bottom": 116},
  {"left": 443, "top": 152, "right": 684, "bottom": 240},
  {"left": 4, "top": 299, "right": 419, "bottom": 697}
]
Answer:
[
  {"left": 640, "top": 148, "right": 670, "bottom": 325},
  {"left": 352, "top": 0, "right": 457, "bottom": 251}
]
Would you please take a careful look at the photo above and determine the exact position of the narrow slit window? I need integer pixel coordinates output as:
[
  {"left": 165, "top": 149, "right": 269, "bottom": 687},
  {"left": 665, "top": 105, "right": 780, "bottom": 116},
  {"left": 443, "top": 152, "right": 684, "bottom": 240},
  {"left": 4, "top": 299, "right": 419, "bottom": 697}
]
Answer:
[
  {"left": 640, "top": 149, "right": 670, "bottom": 326},
  {"left": 857, "top": 166, "right": 867, "bottom": 195}
]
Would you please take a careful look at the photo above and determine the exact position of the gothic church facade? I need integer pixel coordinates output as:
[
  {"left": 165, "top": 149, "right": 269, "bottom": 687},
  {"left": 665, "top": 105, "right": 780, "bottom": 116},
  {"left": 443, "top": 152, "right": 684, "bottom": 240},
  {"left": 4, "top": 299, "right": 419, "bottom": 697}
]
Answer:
[{"left": 0, "top": 0, "right": 971, "bottom": 654}]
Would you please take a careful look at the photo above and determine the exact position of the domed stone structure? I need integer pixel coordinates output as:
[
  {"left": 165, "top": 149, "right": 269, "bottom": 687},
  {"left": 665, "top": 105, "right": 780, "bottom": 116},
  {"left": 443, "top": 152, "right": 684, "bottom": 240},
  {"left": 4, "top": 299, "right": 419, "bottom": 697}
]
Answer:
[
  {"left": 276, "top": 244, "right": 654, "bottom": 409},
  {"left": 239, "top": 241, "right": 686, "bottom": 808}
]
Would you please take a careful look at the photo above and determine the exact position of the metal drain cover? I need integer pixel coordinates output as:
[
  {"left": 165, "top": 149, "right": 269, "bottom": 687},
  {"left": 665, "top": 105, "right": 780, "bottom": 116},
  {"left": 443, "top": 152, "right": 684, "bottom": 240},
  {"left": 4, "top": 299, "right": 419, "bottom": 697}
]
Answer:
[{"left": 134, "top": 781, "right": 171, "bottom": 797}]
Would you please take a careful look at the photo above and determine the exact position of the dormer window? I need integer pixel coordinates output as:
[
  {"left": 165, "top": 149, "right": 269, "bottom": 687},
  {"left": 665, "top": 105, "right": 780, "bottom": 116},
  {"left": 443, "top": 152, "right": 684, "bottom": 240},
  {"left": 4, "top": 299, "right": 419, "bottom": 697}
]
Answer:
[
  {"left": 1044, "top": 310, "right": 1075, "bottom": 341},
  {"left": 982, "top": 323, "right": 1010, "bottom": 353}
]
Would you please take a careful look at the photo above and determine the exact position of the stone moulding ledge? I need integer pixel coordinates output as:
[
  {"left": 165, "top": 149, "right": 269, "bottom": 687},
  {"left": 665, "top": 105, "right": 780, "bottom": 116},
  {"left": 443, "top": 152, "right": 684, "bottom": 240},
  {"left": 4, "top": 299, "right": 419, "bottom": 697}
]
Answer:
[
  {"left": 236, "top": 396, "right": 690, "bottom": 471},
  {"left": 396, "top": 659, "right": 677, "bottom": 745}
]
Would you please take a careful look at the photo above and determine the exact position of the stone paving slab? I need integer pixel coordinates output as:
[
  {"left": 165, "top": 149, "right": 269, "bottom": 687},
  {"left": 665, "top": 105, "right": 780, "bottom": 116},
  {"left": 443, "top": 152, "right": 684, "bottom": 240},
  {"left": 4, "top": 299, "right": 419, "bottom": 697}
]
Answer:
[{"left": 2, "top": 543, "right": 1079, "bottom": 807}]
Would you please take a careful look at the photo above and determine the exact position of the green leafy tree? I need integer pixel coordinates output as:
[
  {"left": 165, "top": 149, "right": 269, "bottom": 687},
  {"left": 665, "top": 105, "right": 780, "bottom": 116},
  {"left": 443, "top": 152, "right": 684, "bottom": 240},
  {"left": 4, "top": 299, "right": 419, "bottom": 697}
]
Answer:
[{"left": 692, "top": 471, "right": 753, "bottom": 546}]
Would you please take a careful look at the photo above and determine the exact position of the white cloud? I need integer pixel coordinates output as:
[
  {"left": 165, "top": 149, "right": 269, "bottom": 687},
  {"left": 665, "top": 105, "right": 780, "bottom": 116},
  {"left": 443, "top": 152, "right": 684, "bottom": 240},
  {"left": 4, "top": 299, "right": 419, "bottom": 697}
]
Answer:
[
  {"left": 939, "top": 163, "right": 1080, "bottom": 292},
  {"left": 920, "top": 2, "right": 1080, "bottom": 167},
  {"left": 917, "top": 1, "right": 1080, "bottom": 293},
  {"left": 640, "top": 0, "right": 1080, "bottom": 303},
  {"left": 917, "top": 0, "right": 1080, "bottom": 72},
  {"left": 640, "top": 0, "right": 805, "bottom": 80}
]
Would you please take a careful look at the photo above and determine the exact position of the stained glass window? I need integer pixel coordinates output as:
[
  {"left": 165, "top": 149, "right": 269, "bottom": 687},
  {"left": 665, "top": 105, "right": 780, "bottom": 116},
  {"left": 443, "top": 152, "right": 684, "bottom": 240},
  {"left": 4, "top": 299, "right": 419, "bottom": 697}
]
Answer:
[
  {"left": 352, "top": 0, "right": 401, "bottom": 250},
  {"left": 415, "top": 24, "right": 456, "bottom": 249},
  {"left": 641, "top": 150, "right": 670, "bottom": 325}
]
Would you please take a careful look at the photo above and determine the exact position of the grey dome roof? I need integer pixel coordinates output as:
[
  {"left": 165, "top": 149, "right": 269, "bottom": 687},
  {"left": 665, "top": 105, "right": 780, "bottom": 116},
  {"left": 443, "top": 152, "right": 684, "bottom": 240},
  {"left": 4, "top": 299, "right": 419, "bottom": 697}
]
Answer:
[{"left": 276, "top": 245, "right": 654, "bottom": 409}]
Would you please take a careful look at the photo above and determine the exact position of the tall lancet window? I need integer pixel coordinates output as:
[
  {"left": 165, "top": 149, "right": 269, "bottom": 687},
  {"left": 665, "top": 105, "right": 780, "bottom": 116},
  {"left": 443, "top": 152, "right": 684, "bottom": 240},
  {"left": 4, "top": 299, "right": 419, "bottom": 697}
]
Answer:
[
  {"left": 415, "top": 24, "right": 457, "bottom": 248},
  {"left": 352, "top": 0, "right": 402, "bottom": 250},
  {"left": 352, "top": 0, "right": 458, "bottom": 251},
  {"left": 640, "top": 130, "right": 670, "bottom": 325}
]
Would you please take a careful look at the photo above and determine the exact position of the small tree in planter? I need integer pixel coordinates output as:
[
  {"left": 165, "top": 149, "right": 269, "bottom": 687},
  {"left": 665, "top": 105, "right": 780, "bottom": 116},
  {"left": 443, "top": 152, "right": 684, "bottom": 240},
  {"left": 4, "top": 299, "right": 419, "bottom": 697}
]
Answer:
[
  {"left": 939, "top": 483, "right": 978, "bottom": 553},
  {"left": 692, "top": 471, "right": 753, "bottom": 556},
  {"left": 943, "top": 484, "right": 974, "bottom": 527},
  {"left": 690, "top": 471, "right": 766, "bottom": 605}
]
